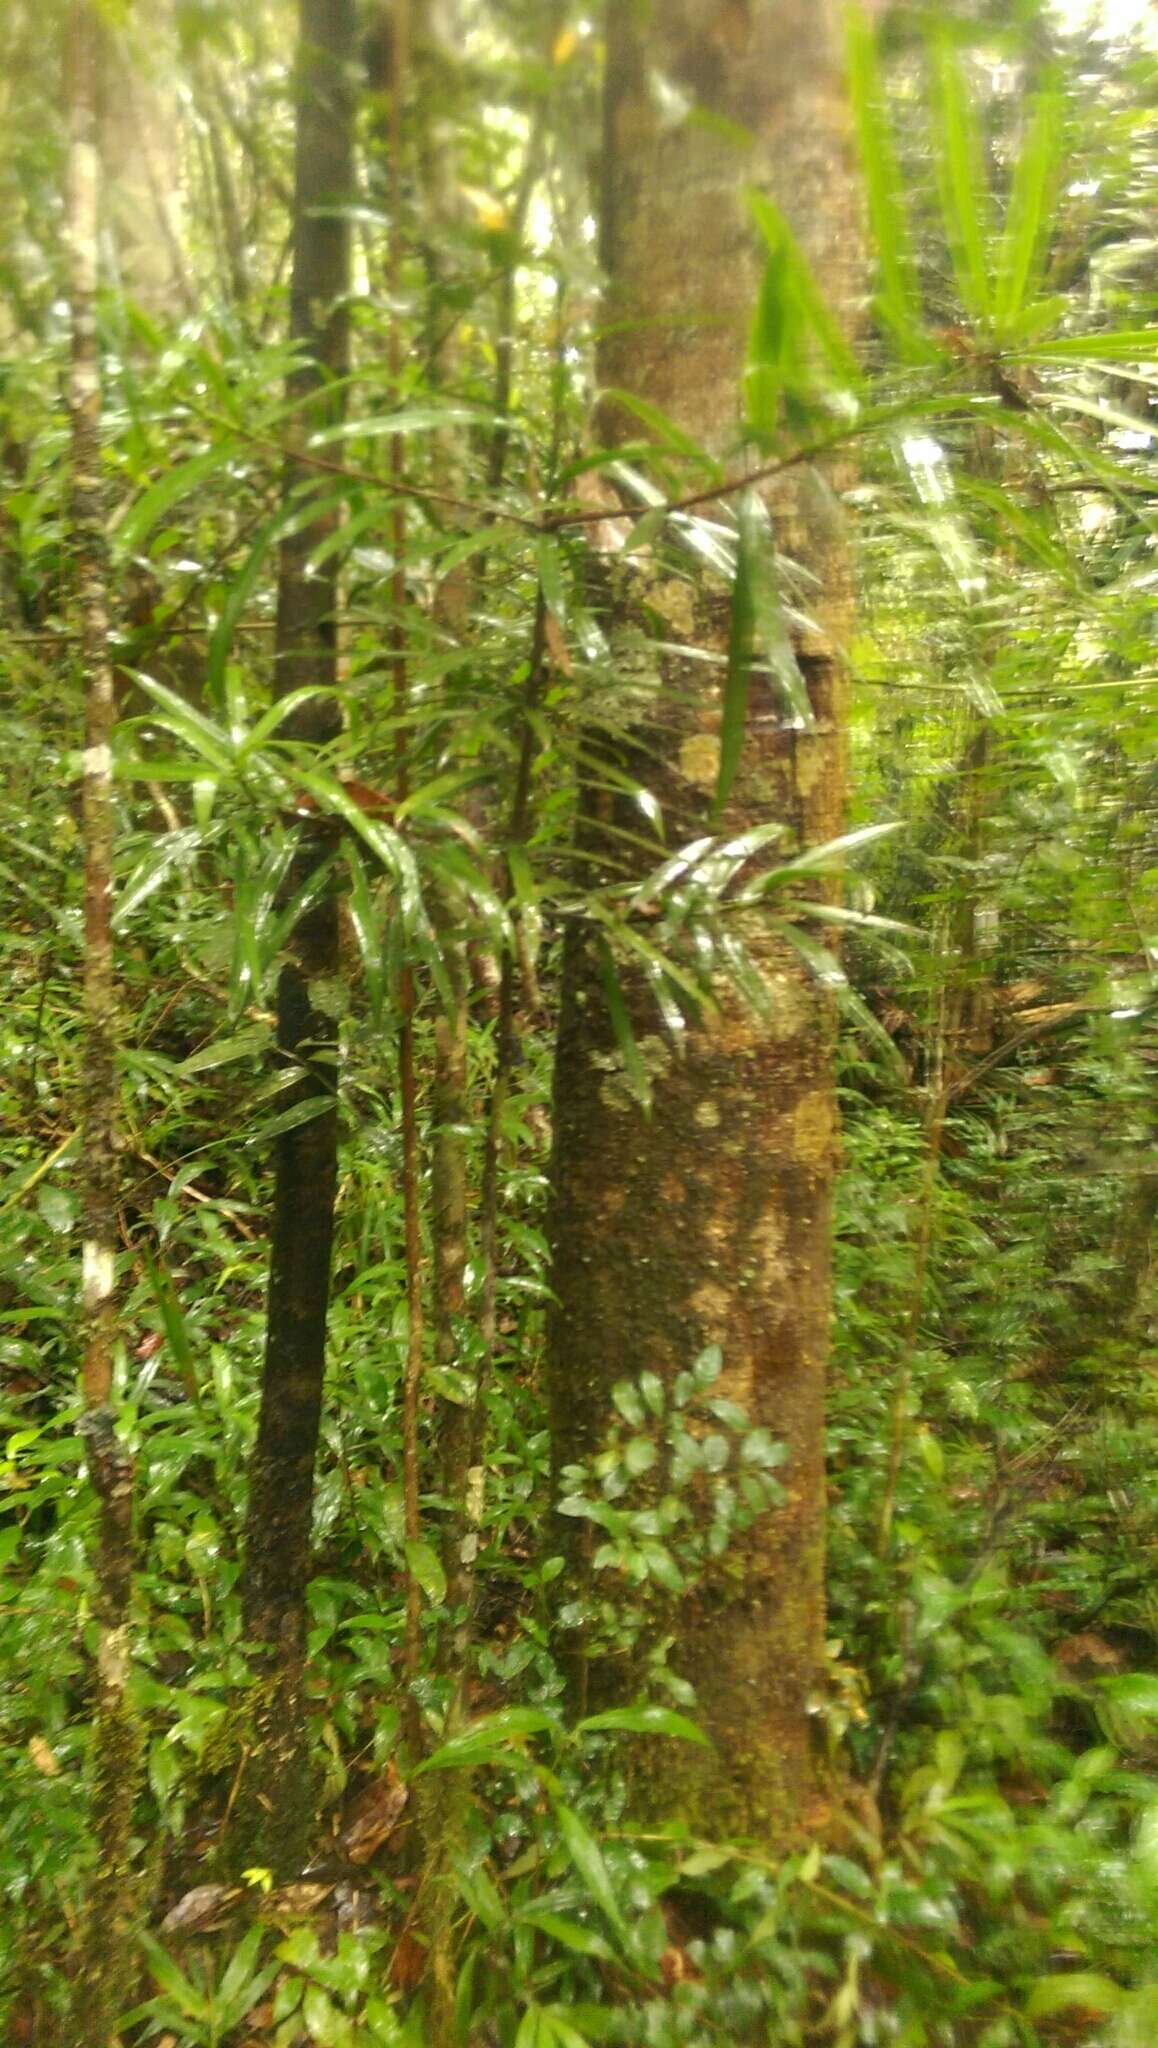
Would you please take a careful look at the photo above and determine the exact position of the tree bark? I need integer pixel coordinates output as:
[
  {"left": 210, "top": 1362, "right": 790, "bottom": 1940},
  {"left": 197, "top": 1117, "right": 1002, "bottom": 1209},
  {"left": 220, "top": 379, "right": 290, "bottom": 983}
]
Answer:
[
  {"left": 237, "top": 0, "right": 355, "bottom": 1879},
  {"left": 546, "top": 0, "right": 861, "bottom": 1841}
]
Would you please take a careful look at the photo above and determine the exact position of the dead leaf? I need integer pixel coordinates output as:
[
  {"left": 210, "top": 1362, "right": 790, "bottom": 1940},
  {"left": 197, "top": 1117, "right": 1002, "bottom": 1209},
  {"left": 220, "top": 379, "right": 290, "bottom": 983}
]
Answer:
[
  {"left": 340, "top": 1762, "right": 409, "bottom": 1867},
  {"left": 266, "top": 1881, "right": 335, "bottom": 1920},
  {"left": 28, "top": 1736, "right": 60, "bottom": 1777},
  {"left": 161, "top": 1883, "right": 240, "bottom": 1935},
  {"left": 390, "top": 1927, "right": 427, "bottom": 1992},
  {"left": 543, "top": 609, "right": 572, "bottom": 676}
]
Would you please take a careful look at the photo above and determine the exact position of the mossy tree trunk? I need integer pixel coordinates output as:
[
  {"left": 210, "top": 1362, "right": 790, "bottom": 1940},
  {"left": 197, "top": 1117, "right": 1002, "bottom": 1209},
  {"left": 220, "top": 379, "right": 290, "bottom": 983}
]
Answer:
[
  {"left": 237, "top": 0, "right": 355, "bottom": 1880},
  {"left": 546, "top": 0, "right": 861, "bottom": 1842}
]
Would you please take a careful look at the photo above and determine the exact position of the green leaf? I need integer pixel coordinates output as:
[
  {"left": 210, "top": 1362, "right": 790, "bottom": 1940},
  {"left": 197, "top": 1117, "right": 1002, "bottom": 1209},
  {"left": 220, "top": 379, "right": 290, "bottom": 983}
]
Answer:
[
  {"left": 179, "top": 1026, "right": 271, "bottom": 1076},
  {"left": 405, "top": 1539, "right": 447, "bottom": 1606},
  {"left": 416, "top": 1707, "right": 555, "bottom": 1775},
  {"left": 1013, "top": 326, "right": 1157, "bottom": 362},
  {"left": 289, "top": 764, "right": 424, "bottom": 924},
  {"left": 344, "top": 844, "right": 388, "bottom": 1025},
  {"left": 206, "top": 500, "right": 324, "bottom": 711},
  {"left": 554, "top": 1802, "right": 631, "bottom": 1946},
  {"left": 598, "top": 389, "right": 721, "bottom": 475},
  {"left": 692, "top": 1344, "right": 723, "bottom": 1388},
  {"left": 740, "top": 1429, "right": 787, "bottom": 1469},
  {"left": 845, "top": 7, "right": 928, "bottom": 356},
  {"left": 518, "top": 1911, "right": 613, "bottom": 1960},
  {"left": 746, "top": 191, "right": 860, "bottom": 396},
  {"left": 611, "top": 1379, "right": 646, "bottom": 1427},
  {"left": 716, "top": 490, "right": 812, "bottom": 817},
  {"left": 577, "top": 1705, "right": 710, "bottom": 1747},
  {"left": 308, "top": 403, "right": 493, "bottom": 446},
  {"left": 595, "top": 937, "right": 652, "bottom": 1112},
  {"left": 36, "top": 1186, "right": 74, "bottom": 1235},
  {"left": 114, "top": 827, "right": 203, "bottom": 930},
  {"left": 993, "top": 80, "right": 1064, "bottom": 331},
  {"left": 639, "top": 1371, "right": 666, "bottom": 1417},
  {"left": 1099, "top": 1674, "right": 1158, "bottom": 1715},
  {"left": 218, "top": 1925, "right": 278, "bottom": 2029},
  {"left": 931, "top": 33, "right": 993, "bottom": 323},
  {"left": 141, "top": 1253, "right": 197, "bottom": 1393},
  {"left": 543, "top": 2013, "right": 597, "bottom": 2048},
  {"left": 537, "top": 534, "right": 567, "bottom": 622},
  {"left": 243, "top": 1094, "right": 335, "bottom": 1147},
  {"left": 128, "top": 672, "right": 237, "bottom": 773},
  {"left": 1026, "top": 1973, "right": 1124, "bottom": 2018},
  {"left": 623, "top": 1436, "right": 657, "bottom": 1477},
  {"left": 625, "top": 505, "right": 669, "bottom": 553},
  {"left": 515, "top": 2006, "right": 548, "bottom": 2048},
  {"left": 137, "top": 1934, "right": 210, "bottom": 2021},
  {"left": 773, "top": 819, "right": 903, "bottom": 877},
  {"left": 117, "top": 438, "right": 245, "bottom": 552}
]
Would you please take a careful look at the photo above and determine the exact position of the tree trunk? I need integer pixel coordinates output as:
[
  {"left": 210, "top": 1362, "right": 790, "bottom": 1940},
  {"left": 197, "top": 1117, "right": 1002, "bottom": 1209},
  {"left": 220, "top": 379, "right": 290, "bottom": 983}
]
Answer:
[
  {"left": 546, "top": 0, "right": 860, "bottom": 1841},
  {"left": 237, "top": 0, "right": 355, "bottom": 1880},
  {"left": 95, "top": 12, "right": 194, "bottom": 320},
  {"left": 66, "top": 5, "right": 143, "bottom": 2037}
]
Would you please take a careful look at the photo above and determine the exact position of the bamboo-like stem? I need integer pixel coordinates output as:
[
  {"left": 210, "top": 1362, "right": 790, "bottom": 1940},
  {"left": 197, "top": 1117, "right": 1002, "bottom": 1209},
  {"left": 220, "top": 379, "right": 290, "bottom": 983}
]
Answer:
[
  {"left": 386, "top": 0, "right": 426, "bottom": 1762},
  {"left": 236, "top": 0, "right": 354, "bottom": 1879},
  {"left": 67, "top": 7, "right": 142, "bottom": 2038}
]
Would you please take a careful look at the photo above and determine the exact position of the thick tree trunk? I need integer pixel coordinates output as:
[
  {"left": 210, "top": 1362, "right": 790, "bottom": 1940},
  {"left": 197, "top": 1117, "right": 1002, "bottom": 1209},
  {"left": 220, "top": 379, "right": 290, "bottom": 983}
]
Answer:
[
  {"left": 237, "top": 0, "right": 355, "bottom": 1879},
  {"left": 546, "top": 0, "right": 860, "bottom": 1840}
]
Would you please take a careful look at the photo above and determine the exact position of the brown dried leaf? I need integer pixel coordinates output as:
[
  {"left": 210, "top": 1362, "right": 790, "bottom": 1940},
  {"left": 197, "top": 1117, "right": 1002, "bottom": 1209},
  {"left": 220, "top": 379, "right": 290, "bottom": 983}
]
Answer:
[
  {"left": 340, "top": 1762, "right": 409, "bottom": 1867},
  {"left": 390, "top": 1927, "right": 427, "bottom": 1992},
  {"left": 28, "top": 1736, "right": 60, "bottom": 1777},
  {"left": 543, "top": 609, "right": 572, "bottom": 676},
  {"left": 266, "top": 1882, "right": 334, "bottom": 1920},
  {"left": 160, "top": 1884, "right": 240, "bottom": 1935}
]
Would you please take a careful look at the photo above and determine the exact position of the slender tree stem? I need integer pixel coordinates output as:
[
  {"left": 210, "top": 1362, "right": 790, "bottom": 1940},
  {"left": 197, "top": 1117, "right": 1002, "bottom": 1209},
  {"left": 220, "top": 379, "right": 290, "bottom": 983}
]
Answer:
[
  {"left": 386, "top": 0, "right": 426, "bottom": 1759},
  {"left": 67, "top": 7, "right": 142, "bottom": 2037},
  {"left": 237, "top": 0, "right": 354, "bottom": 1878}
]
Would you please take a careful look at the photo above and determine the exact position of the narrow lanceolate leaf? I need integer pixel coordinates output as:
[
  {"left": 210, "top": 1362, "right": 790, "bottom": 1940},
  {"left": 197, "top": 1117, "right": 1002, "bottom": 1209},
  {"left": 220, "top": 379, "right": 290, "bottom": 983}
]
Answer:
[
  {"left": 596, "top": 936, "right": 653, "bottom": 1111},
  {"left": 141, "top": 1253, "right": 197, "bottom": 1397},
  {"left": 716, "top": 491, "right": 812, "bottom": 819},
  {"left": 113, "top": 828, "right": 202, "bottom": 930},
  {"left": 537, "top": 532, "right": 568, "bottom": 624},
  {"left": 597, "top": 388, "right": 722, "bottom": 475},
  {"left": 718, "top": 492, "right": 757, "bottom": 813},
  {"left": 931, "top": 33, "right": 993, "bottom": 325},
  {"left": 115, "top": 438, "right": 246, "bottom": 552},
  {"left": 208, "top": 491, "right": 346, "bottom": 716},
  {"left": 344, "top": 844, "right": 388, "bottom": 1024},
  {"left": 127, "top": 671, "right": 237, "bottom": 772},
  {"left": 1012, "top": 326, "right": 1157, "bottom": 362},
  {"left": 554, "top": 1803, "right": 633, "bottom": 1948},
  {"left": 576, "top": 1705, "right": 711, "bottom": 1746},
  {"left": 992, "top": 79, "right": 1064, "bottom": 332},
  {"left": 845, "top": 7, "right": 928, "bottom": 356},
  {"left": 745, "top": 192, "right": 860, "bottom": 432},
  {"left": 179, "top": 1026, "right": 272, "bottom": 1076},
  {"left": 416, "top": 1707, "right": 555, "bottom": 1775}
]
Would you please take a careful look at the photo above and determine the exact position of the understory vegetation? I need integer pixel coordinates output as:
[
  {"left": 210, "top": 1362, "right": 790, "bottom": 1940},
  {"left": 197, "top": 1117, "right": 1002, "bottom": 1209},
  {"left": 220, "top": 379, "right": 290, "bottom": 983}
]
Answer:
[{"left": 1, "top": 2, "right": 1156, "bottom": 2044}]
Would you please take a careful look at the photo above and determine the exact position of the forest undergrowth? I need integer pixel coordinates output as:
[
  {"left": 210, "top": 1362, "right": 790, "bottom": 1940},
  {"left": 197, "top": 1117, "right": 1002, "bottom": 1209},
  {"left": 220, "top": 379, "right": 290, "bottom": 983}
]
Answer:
[{"left": 1, "top": 2, "right": 1156, "bottom": 2044}]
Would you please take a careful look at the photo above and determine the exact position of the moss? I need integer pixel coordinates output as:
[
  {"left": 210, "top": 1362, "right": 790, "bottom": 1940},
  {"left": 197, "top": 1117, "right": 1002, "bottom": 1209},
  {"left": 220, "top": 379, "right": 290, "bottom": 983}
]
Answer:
[
  {"left": 225, "top": 1665, "right": 317, "bottom": 1883},
  {"left": 679, "top": 731, "right": 721, "bottom": 789},
  {"left": 72, "top": 1673, "right": 145, "bottom": 2048}
]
